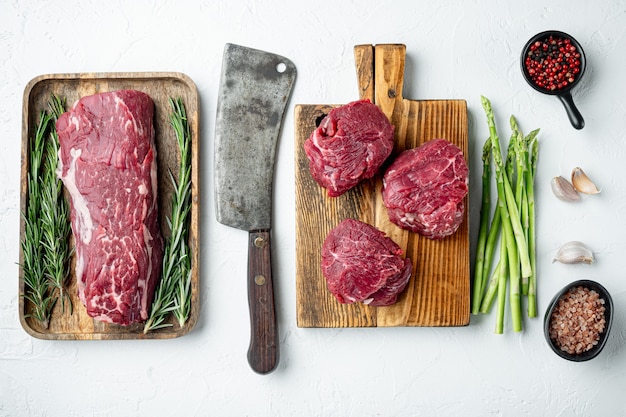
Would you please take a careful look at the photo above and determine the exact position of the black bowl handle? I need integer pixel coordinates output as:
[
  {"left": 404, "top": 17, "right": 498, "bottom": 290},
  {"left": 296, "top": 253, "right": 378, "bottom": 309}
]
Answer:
[{"left": 557, "top": 91, "right": 585, "bottom": 130}]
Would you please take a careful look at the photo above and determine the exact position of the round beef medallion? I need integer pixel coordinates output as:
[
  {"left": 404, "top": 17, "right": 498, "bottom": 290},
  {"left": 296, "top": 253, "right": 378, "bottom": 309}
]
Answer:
[{"left": 382, "top": 138, "right": 469, "bottom": 240}]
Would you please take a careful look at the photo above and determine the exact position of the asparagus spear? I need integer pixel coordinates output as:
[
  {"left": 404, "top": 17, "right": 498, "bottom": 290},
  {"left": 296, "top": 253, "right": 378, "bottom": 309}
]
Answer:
[
  {"left": 480, "top": 210, "right": 501, "bottom": 299},
  {"left": 479, "top": 232, "right": 504, "bottom": 314},
  {"left": 495, "top": 232, "right": 510, "bottom": 334},
  {"left": 510, "top": 117, "right": 529, "bottom": 294},
  {"left": 525, "top": 132, "right": 539, "bottom": 317},
  {"left": 472, "top": 139, "right": 492, "bottom": 314}
]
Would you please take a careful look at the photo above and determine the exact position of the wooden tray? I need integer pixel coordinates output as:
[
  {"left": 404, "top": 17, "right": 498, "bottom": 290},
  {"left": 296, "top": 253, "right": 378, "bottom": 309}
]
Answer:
[
  {"left": 295, "top": 44, "right": 470, "bottom": 328},
  {"left": 19, "top": 72, "right": 200, "bottom": 340}
]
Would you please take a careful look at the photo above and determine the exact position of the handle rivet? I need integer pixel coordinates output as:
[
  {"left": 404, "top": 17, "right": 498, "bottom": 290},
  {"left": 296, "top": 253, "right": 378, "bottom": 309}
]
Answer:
[
  {"left": 254, "top": 275, "right": 266, "bottom": 285},
  {"left": 254, "top": 237, "right": 267, "bottom": 248}
]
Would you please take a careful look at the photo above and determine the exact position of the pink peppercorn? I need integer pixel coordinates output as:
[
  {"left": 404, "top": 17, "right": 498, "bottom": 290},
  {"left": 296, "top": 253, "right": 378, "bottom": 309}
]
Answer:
[{"left": 525, "top": 35, "right": 582, "bottom": 91}]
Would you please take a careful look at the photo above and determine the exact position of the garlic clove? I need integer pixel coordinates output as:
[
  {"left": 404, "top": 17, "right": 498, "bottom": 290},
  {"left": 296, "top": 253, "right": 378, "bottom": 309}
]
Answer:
[
  {"left": 551, "top": 176, "right": 580, "bottom": 201},
  {"left": 571, "top": 167, "right": 600, "bottom": 194},
  {"left": 552, "top": 241, "right": 595, "bottom": 265}
]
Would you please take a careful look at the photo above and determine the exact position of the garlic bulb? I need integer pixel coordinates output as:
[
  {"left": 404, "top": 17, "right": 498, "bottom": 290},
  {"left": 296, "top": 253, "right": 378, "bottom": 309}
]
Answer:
[
  {"left": 571, "top": 167, "right": 600, "bottom": 194},
  {"left": 551, "top": 176, "right": 580, "bottom": 202},
  {"left": 552, "top": 241, "right": 595, "bottom": 265}
]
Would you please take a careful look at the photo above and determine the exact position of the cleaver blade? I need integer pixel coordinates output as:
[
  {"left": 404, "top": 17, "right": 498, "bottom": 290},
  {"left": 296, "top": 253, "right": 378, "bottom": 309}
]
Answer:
[{"left": 214, "top": 43, "right": 296, "bottom": 374}]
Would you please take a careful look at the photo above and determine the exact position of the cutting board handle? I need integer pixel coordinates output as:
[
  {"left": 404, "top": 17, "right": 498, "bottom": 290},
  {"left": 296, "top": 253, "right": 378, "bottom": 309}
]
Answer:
[{"left": 354, "top": 44, "right": 406, "bottom": 116}]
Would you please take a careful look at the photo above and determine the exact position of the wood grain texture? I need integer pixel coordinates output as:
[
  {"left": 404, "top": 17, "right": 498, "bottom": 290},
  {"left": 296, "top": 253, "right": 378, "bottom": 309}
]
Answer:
[
  {"left": 19, "top": 72, "right": 200, "bottom": 339},
  {"left": 295, "top": 45, "right": 470, "bottom": 328},
  {"left": 247, "top": 230, "right": 278, "bottom": 374}
]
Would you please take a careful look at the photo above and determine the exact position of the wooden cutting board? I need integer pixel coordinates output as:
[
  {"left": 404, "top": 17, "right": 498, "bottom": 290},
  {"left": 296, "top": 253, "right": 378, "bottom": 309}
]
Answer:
[{"left": 295, "top": 44, "right": 470, "bottom": 328}]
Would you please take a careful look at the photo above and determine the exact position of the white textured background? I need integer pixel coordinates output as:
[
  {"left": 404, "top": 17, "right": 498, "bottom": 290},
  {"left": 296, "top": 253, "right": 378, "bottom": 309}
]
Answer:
[{"left": 2, "top": 0, "right": 626, "bottom": 416}]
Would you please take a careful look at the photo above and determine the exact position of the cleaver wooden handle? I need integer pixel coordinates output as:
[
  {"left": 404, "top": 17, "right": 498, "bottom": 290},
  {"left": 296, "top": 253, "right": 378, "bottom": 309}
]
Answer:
[{"left": 247, "top": 230, "right": 278, "bottom": 374}]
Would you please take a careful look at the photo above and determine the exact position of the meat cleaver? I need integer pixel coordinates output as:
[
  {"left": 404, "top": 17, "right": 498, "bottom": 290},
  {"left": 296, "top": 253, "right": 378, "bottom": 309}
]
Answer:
[{"left": 214, "top": 43, "right": 296, "bottom": 374}]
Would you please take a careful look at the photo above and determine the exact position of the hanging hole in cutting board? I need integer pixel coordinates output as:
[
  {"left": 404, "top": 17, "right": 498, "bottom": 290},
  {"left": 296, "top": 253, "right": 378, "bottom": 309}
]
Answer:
[{"left": 276, "top": 62, "right": 287, "bottom": 73}]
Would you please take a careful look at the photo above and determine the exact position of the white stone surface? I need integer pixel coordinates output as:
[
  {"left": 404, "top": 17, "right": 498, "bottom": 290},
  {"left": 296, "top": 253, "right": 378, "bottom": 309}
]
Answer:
[{"left": 2, "top": 0, "right": 626, "bottom": 415}]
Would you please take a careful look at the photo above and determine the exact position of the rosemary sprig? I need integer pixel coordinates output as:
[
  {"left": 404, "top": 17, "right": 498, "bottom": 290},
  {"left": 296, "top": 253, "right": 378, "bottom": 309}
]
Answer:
[
  {"left": 21, "top": 110, "right": 55, "bottom": 327},
  {"left": 41, "top": 96, "right": 73, "bottom": 314},
  {"left": 144, "top": 98, "right": 193, "bottom": 333},
  {"left": 21, "top": 95, "right": 73, "bottom": 327},
  {"left": 170, "top": 98, "right": 193, "bottom": 327}
]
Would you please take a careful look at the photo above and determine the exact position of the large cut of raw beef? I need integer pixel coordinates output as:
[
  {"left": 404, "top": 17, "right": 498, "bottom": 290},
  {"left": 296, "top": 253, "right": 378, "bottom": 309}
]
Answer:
[
  {"left": 304, "top": 99, "right": 394, "bottom": 197},
  {"left": 321, "top": 219, "right": 412, "bottom": 306},
  {"left": 56, "top": 90, "right": 163, "bottom": 325},
  {"left": 382, "top": 138, "right": 469, "bottom": 240}
]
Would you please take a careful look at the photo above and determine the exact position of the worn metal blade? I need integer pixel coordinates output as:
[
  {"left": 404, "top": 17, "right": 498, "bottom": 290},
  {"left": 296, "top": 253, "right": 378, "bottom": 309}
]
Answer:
[{"left": 214, "top": 43, "right": 296, "bottom": 231}]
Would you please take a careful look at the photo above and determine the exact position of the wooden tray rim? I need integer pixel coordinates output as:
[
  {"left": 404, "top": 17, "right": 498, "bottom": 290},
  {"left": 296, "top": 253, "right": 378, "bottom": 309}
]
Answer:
[{"left": 19, "top": 71, "right": 200, "bottom": 340}]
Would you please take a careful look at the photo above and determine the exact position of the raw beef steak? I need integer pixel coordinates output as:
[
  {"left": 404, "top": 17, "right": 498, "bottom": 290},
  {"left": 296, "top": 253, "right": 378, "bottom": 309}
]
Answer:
[
  {"left": 382, "top": 138, "right": 468, "bottom": 239},
  {"left": 304, "top": 100, "right": 394, "bottom": 197},
  {"left": 321, "top": 219, "right": 412, "bottom": 306},
  {"left": 56, "top": 90, "right": 163, "bottom": 325}
]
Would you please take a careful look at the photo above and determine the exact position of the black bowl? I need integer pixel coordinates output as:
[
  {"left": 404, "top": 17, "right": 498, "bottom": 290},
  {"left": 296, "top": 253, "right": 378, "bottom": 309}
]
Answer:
[
  {"left": 520, "top": 30, "right": 587, "bottom": 130},
  {"left": 544, "top": 280, "right": 613, "bottom": 362}
]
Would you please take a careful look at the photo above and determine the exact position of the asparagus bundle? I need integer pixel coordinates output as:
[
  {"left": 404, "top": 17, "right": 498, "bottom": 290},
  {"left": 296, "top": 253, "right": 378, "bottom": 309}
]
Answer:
[{"left": 472, "top": 96, "right": 539, "bottom": 333}]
